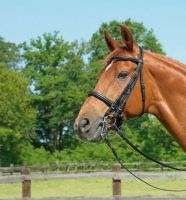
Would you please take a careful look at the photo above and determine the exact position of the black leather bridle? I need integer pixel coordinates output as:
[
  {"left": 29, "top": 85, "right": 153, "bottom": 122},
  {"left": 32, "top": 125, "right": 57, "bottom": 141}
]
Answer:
[{"left": 88, "top": 46, "right": 145, "bottom": 132}]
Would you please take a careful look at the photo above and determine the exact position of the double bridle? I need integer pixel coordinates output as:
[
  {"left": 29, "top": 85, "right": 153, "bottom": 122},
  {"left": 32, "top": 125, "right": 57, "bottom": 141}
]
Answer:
[
  {"left": 87, "top": 46, "right": 186, "bottom": 192},
  {"left": 88, "top": 46, "right": 145, "bottom": 132}
]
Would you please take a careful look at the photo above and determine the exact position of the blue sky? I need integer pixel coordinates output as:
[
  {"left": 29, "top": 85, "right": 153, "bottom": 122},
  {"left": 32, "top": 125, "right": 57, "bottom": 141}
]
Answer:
[{"left": 1, "top": 0, "right": 186, "bottom": 63}]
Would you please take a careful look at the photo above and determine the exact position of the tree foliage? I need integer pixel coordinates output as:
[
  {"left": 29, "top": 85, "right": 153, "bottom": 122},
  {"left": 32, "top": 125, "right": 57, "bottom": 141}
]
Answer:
[
  {"left": 0, "top": 36, "right": 20, "bottom": 70},
  {"left": 0, "top": 66, "right": 36, "bottom": 165},
  {"left": 22, "top": 32, "right": 89, "bottom": 151}
]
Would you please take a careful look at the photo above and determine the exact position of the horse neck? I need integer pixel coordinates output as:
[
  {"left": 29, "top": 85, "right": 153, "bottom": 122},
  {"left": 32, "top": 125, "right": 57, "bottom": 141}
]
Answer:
[{"left": 144, "top": 51, "right": 186, "bottom": 151}]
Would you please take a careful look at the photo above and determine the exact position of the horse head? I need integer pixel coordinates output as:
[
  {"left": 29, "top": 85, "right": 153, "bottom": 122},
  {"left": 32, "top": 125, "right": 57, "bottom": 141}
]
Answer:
[{"left": 74, "top": 25, "right": 149, "bottom": 142}]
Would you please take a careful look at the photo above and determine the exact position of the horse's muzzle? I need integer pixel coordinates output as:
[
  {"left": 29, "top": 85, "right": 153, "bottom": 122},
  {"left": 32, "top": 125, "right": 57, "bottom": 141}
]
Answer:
[{"left": 74, "top": 116, "right": 103, "bottom": 142}]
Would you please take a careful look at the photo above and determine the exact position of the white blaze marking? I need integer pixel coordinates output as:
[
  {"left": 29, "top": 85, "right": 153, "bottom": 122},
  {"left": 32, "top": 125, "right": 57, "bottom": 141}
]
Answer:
[{"left": 105, "top": 61, "right": 114, "bottom": 71}]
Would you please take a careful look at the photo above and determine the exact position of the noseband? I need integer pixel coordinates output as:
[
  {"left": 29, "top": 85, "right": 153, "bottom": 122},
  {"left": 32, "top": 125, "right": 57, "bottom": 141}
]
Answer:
[{"left": 88, "top": 46, "right": 145, "bottom": 132}]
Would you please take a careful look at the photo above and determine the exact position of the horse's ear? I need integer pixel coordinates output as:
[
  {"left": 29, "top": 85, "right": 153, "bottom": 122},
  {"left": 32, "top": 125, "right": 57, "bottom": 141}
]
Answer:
[
  {"left": 120, "top": 24, "right": 134, "bottom": 51},
  {"left": 104, "top": 31, "right": 120, "bottom": 51}
]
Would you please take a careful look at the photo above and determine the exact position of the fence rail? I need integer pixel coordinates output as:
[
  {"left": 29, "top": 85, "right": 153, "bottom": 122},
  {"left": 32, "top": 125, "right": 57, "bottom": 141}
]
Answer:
[
  {"left": 1, "top": 162, "right": 186, "bottom": 199},
  {"left": 1, "top": 160, "right": 186, "bottom": 175}
]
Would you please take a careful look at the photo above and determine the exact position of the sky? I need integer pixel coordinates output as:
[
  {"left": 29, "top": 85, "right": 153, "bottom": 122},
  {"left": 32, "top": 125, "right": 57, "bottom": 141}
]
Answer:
[{"left": 0, "top": 0, "right": 186, "bottom": 63}]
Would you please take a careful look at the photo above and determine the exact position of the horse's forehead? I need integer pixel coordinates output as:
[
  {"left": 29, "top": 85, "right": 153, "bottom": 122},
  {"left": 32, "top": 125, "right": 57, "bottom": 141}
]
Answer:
[{"left": 103, "top": 48, "right": 126, "bottom": 72}]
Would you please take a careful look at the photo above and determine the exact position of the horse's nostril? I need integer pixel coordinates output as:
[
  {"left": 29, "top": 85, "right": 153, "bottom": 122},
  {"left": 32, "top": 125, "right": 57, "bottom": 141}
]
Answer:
[
  {"left": 80, "top": 117, "right": 90, "bottom": 133},
  {"left": 81, "top": 118, "right": 89, "bottom": 127}
]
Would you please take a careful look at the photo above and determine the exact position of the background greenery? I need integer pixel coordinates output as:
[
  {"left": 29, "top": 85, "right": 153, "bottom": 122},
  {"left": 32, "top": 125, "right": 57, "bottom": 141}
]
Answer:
[{"left": 0, "top": 19, "right": 185, "bottom": 166}]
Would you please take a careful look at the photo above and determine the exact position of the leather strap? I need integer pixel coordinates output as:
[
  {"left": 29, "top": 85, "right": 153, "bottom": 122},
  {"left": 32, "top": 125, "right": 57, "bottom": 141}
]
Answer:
[{"left": 88, "top": 91, "right": 113, "bottom": 107}]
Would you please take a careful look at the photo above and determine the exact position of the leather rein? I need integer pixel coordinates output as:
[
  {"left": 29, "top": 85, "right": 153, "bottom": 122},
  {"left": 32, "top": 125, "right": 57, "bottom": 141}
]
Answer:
[{"left": 88, "top": 46, "right": 186, "bottom": 192}]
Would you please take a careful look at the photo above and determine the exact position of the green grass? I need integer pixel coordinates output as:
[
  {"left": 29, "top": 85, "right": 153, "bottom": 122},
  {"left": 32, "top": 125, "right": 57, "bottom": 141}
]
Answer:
[{"left": 0, "top": 178, "right": 186, "bottom": 199}]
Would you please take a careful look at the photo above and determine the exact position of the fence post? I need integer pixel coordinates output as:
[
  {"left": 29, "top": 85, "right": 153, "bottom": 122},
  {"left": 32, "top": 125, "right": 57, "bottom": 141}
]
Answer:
[
  {"left": 55, "top": 160, "right": 60, "bottom": 172},
  {"left": 21, "top": 167, "right": 31, "bottom": 198},
  {"left": 74, "top": 162, "right": 78, "bottom": 173},
  {"left": 10, "top": 164, "right": 14, "bottom": 175},
  {"left": 81, "top": 161, "right": 85, "bottom": 173},
  {"left": 112, "top": 163, "right": 121, "bottom": 198},
  {"left": 44, "top": 163, "right": 49, "bottom": 174}
]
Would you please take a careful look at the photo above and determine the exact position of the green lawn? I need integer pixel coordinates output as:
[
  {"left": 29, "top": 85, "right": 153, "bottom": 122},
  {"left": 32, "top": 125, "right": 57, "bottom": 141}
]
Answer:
[{"left": 0, "top": 178, "right": 186, "bottom": 199}]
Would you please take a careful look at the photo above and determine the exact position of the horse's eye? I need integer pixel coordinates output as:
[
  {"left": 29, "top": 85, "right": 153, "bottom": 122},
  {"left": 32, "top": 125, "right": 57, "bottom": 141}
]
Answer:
[{"left": 117, "top": 71, "right": 128, "bottom": 79}]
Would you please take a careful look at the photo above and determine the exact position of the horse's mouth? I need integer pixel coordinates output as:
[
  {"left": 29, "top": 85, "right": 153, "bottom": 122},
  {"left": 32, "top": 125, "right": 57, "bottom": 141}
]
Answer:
[
  {"left": 89, "top": 125, "right": 103, "bottom": 142},
  {"left": 77, "top": 124, "right": 103, "bottom": 143}
]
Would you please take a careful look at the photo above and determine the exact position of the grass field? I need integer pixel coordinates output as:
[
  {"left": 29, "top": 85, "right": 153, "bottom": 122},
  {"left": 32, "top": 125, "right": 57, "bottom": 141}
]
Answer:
[{"left": 0, "top": 178, "right": 186, "bottom": 199}]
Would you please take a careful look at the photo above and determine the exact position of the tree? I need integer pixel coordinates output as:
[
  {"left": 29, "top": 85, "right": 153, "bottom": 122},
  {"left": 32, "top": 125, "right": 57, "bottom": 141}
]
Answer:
[
  {"left": 22, "top": 32, "right": 88, "bottom": 151},
  {"left": 0, "top": 66, "right": 36, "bottom": 166},
  {"left": 0, "top": 36, "right": 20, "bottom": 70}
]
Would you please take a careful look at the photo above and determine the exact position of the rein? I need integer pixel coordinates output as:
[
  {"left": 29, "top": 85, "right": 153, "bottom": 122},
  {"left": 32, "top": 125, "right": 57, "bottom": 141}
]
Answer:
[
  {"left": 102, "top": 128, "right": 186, "bottom": 192},
  {"left": 88, "top": 46, "right": 186, "bottom": 191}
]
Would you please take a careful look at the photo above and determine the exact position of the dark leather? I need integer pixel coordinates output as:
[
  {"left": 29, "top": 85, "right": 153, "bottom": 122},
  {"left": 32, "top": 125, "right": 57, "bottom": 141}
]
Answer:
[{"left": 88, "top": 91, "right": 113, "bottom": 107}]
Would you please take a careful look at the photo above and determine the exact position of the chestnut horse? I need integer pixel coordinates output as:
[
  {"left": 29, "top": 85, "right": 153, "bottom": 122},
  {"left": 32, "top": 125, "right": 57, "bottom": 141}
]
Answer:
[{"left": 74, "top": 24, "right": 186, "bottom": 153}]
